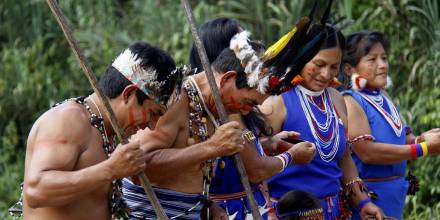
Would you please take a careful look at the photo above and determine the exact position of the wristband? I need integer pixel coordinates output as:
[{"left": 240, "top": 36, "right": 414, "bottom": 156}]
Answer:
[{"left": 356, "top": 198, "right": 371, "bottom": 212}]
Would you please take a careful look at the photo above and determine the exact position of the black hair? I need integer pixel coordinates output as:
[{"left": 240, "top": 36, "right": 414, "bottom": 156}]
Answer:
[
  {"left": 211, "top": 42, "right": 272, "bottom": 136},
  {"left": 276, "top": 190, "right": 322, "bottom": 220},
  {"left": 99, "top": 42, "right": 177, "bottom": 104},
  {"left": 189, "top": 17, "right": 242, "bottom": 71},
  {"left": 320, "top": 25, "right": 345, "bottom": 51},
  {"left": 337, "top": 31, "right": 388, "bottom": 89}
]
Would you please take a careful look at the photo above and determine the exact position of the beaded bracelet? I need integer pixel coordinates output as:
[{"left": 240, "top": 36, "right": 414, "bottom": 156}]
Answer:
[
  {"left": 275, "top": 152, "right": 293, "bottom": 172},
  {"left": 348, "top": 134, "right": 375, "bottom": 144},
  {"left": 345, "top": 177, "right": 363, "bottom": 188},
  {"left": 356, "top": 198, "right": 372, "bottom": 212},
  {"left": 410, "top": 142, "right": 429, "bottom": 160}
]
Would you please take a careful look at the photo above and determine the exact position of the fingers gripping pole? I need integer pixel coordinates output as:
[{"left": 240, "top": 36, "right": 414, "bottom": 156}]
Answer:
[
  {"left": 45, "top": 0, "right": 169, "bottom": 219},
  {"left": 181, "top": 0, "right": 262, "bottom": 219}
]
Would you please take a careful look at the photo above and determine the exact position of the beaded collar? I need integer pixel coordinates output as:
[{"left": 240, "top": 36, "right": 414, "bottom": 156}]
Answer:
[{"left": 183, "top": 80, "right": 216, "bottom": 200}]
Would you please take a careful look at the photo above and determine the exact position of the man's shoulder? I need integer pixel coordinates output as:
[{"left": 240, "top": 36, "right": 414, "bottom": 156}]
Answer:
[{"left": 33, "top": 101, "right": 93, "bottom": 145}]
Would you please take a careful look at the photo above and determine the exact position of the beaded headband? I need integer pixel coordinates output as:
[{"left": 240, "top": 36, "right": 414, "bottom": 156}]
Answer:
[
  {"left": 276, "top": 207, "right": 324, "bottom": 219},
  {"left": 111, "top": 48, "right": 184, "bottom": 107},
  {"left": 229, "top": 31, "right": 268, "bottom": 94}
]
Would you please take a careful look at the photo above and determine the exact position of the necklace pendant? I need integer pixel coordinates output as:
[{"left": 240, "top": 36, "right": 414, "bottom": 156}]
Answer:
[{"left": 187, "top": 137, "right": 195, "bottom": 145}]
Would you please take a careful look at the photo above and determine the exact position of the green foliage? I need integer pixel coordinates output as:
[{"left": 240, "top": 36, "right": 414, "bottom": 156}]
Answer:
[{"left": 0, "top": 0, "right": 439, "bottom": 219}]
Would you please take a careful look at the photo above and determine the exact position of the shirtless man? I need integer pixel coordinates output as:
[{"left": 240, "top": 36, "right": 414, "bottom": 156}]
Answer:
[
  {"left": 122, "top": 34, "right": 315, "bottom": 219},
  {"left": 22, "top": 42, "right": 184, "bottom": 220}
]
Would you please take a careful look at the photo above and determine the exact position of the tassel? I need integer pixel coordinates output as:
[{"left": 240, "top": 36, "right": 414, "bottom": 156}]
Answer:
[
  {"left": 351, "top": 73, "right": 367, "bottom": 91},
  {"left": 291, "top": 75, "right": 305, "bottom": 85}
]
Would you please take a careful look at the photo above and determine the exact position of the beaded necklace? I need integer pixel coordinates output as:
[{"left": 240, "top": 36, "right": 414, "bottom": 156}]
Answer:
[
  {"left": 183, "top": 80, "right": 215, "bottom": 200},
  {"left": 296, "top": 85, "right": 341, "bottom": 162},
  {"left": 8, "top": 97, "right": 128, "bottom": 218},
  {"left": 358, "top": 90, "right": 403, "bottom": 137}
]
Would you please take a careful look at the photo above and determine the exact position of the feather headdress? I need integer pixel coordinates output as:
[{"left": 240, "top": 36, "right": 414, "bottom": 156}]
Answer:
[
  {"left": 229, "top": 0, "right": 335, "bottom": 95},
  {"left": 112, "top": 48, "right": 186, "bottom": 107}
]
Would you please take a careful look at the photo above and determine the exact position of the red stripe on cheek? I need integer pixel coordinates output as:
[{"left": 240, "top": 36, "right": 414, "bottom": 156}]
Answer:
[
  {"left": 228, "top": 96, "right": 241, "bottom": 109},
  {"left": 128, "top": 107, "right": 135, "bottom": 126},
  {"left": 141, "top": 108, "right": 149, "bottom": 124}
]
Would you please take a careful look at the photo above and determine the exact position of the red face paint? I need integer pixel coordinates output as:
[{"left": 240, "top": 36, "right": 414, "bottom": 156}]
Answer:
[
  {"left": 127, "top": 106, "right": 135, "bottom": 127},
  {"left": 141, "top": 108, "right": 149, "bottom": 125},
  {"left": 228, "top": 96, "right": 242, "bottom": 110},
  {"left": 36, "top": 138, "right": 68, "bottom": 145}
]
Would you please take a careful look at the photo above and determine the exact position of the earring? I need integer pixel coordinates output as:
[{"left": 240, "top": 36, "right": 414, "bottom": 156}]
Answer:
[
  {"left": 290, "top": 75, "right": 305, "bottom": 86},
  {"left": 351, "top": 73, "right": 367, "bottom": 91}
]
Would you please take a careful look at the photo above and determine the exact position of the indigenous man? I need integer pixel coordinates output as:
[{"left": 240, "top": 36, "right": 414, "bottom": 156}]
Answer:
[
  {"left": 20, "top": 42, "right": 183, "bottom": 220},
  {"left": 123, "top": 29, "right": 318, "bottom": 219},
  {"left": 188, "top": 18, "right": 318, "bottom": 219}
]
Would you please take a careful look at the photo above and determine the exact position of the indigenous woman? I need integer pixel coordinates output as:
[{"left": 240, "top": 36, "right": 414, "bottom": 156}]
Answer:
[
  {"left": 340, "top": 31, "right": 440, "bottom": 219},
  {"left": 261, "top": 25, "right": 384, "bottom": 220}
]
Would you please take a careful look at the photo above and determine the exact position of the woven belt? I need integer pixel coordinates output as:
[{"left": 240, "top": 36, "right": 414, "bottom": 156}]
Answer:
[
  {"left": 362, "top": 175, "right": 403, "bottom": 182},
  {"left": 210, "top": 191, "right": 248, "bottom": 201}
]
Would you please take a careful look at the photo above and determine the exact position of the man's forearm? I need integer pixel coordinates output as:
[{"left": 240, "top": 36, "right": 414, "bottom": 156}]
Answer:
[
  {"left": 144, "top": 141, "right": 217, "bottom": 181},
  {"left": 24, "top": 161, "right": 113, "bottom": 208}
]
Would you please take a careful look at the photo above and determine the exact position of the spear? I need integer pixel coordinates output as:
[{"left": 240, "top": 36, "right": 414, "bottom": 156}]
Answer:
[
  {"left": 45, "top": 0, "right": 169, "bottom": 219},
  {"left": 181, "top": 0, "right": 262, "bottom": 219}
]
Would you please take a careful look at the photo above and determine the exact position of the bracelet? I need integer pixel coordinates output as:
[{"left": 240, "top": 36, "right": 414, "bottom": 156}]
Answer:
[
  {"left": 275, "top": 152, "right": 293, "bottom": 172},
  {"left": 414, "top": 136, "right": 422, "bottom": 144},
  {"left": 421, "top": 142, "right": 429, "bottom": 156},
  {"left": 348, "top": 134, "right": 375, "bottom": 144},
  {"left": 410, "top": 142, "right": 429, "bottom": 160},
  {"left": 345, "top": 177, "right": 363, "bottom": 188},
  {"left": 410, "top": 144, "right": 417, "bottom": 160},
  {"left": 356, "top": 198, "right": 371, "bottom": 212}
]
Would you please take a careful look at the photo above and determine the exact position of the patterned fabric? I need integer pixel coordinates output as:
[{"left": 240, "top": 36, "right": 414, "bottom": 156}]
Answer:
[{"left": 122, "top": 178, "right": 203, "bottom": 220}]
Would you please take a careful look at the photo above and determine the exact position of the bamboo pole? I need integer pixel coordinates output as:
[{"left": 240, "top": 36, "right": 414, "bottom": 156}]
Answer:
[
  {"left": 181, "top": 1, "right": 262, "bottom": 219},
  {"left": 45, "top": 0, "right": 169, "bottom": 219}
]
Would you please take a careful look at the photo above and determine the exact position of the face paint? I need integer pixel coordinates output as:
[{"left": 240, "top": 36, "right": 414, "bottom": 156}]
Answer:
[
  {"left": 141, "top": 108, "right": 149, "bottom": 125},
  {"left": 127, "top": 106, "right": 135, "bottom": 128},
  {"left": 227, "top": 96, "right": 242, "bottom": 110},
  {"left": 36, "top": 138, "right": 68, "bottom": 145}
]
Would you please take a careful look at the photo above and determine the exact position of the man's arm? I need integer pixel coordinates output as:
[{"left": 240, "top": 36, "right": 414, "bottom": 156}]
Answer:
[
  {"left": 24, "top": 105, "right": 145, "bottom": 208},
  {"left": 134, "top": 97, "right": 244, "bottom": 182},
  {"left": 230, "top": 114, "right": 315, "bottom": 183}
]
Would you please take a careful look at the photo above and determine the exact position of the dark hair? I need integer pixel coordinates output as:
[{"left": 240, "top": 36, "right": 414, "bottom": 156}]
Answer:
[
  {"left": 189, "top": 17, "right": 242, "bottom": 71},
  {"left": 211, "top": 42, "right": 272, "bottom": 136},
  {"left": 276, "top": 190, "right": 322, "bottom": 220},
  {"left": 212, "top": 41, "right": 266, "bottom": 89},
  {"left": 337, "top": 31, "right": 388, "bottom": 89},
  {"left": 320, "top": 25, "right": 345, "bottom": 51},
  {"left": 99, "top": 42, "right": 176, "bottom": 104}
]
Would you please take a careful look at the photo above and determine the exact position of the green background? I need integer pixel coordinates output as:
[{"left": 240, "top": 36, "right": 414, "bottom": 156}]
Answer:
[{"left": 1, "top": 0, "right": 439, "bottom": 219}]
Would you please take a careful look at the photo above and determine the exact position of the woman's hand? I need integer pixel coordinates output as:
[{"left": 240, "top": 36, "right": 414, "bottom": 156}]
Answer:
[{"left": 360, "top": 202, "right": 384, "bottom": 220}]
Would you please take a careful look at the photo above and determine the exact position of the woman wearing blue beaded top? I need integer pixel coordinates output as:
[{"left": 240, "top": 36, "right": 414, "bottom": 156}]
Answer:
[
  {"left": 340, "top": 31, "right": 440, "bottom": 220},
  {"left": 260, "top": 25, "right": 384, "bottom": 220}
]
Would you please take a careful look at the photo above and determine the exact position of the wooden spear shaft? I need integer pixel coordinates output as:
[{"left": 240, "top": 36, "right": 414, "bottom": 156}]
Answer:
[
  {"left": 181, "top": 1, "right": 262, "bottom": 219},
  {"left": 45, "top": 1, "right": 169, "bottom": 219}
]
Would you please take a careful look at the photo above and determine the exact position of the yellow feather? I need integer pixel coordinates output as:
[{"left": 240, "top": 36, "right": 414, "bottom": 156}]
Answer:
[{"left": 264, "top": 27, "right": 297, "bottom": 60}]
